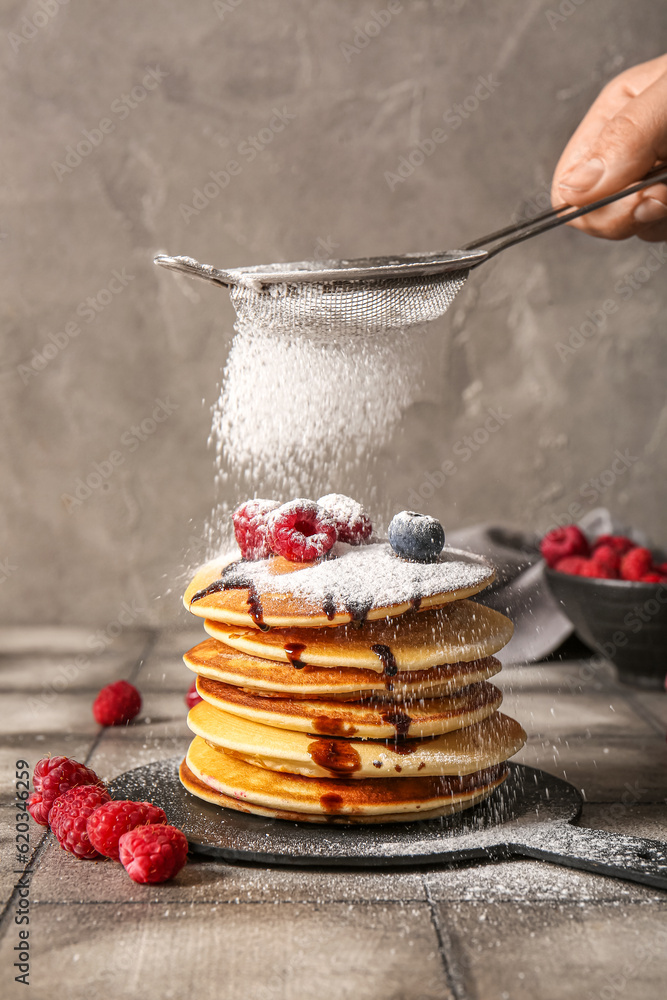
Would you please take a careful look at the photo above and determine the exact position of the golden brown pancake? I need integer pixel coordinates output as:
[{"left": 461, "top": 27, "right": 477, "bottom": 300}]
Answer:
[
  {"left": 180, "top": 759, "right": 500, "bottom": 824},
  {"left": 182, "top": 736, "right": 509, "bottom": 823},
  {"left": 184, "top": 638, "right": 502, "bottom": 700},
  {"left": 188, "top": 700, "right": 526, "bottom": 779},
  {"left": 196, "top": 675, "right": 502, "bottom": 739},
  {"left": 205, "top": 600, "right": 514, "bottom": 672},
  {"left": 184, "top": 543, "right": 495, "bottom": 628}
]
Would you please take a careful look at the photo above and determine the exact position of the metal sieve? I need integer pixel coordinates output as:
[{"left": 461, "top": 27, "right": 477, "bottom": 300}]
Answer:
[{"left": 155, "top": 164, "right": 667, "bottom": 333}]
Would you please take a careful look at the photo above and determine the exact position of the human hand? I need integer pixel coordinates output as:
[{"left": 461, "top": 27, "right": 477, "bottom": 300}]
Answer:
[{"left": 551, "top": 54, "right": 667, "bottom": 241}]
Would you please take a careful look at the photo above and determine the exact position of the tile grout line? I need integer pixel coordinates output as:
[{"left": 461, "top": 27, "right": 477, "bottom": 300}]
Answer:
[
  {"left": 17, "top": 892, "right": 667, "bottom": 908},
  {"left": 423, "top": 876, "right": 470, "bottom": 1000},
  {"left": 19, "top": 895, "right": 427, "bottom": 908},
  {"left": 0, "top": 821, "right": 50, "bottom": 940}
]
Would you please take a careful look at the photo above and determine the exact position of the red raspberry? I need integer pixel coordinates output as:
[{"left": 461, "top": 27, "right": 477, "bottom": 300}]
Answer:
[
  {"left": 580, "top": 560, "right": 616, "bottom": 579},
  {"left": 594, "top": 534, "right": 635, "bottom": 556},
  {"left": 119, "top": 824, "right": 188, "bottom": 883},
  {"left": 184, "top": 680, "right": 202, "bottom": 709},
  {"left": 554, "top": 556, "right": 589, "bottom": 576},
  {"left": 657, "top": 562, "right": 667, "bottom": 576},
  {"left": 590, "top": 544, "right": 621, "bottom": 577},
  {"left": 49, "top": 785, "right": 111, "bottom": 858},
  {"left": 93, "top": 680, "right": 142, "bottom": 726},
  {"left": 27, "top": 793, "right": 50, "bottom": 826},
  {"left": 620, "top": 547, "right": 653, "bottom": 582},
  {"left": 29, "top": 756, "right": 102, "bottom": 826},
  {"left": 232, "top": 499, "right": 280, "bottom": 559},
  {"left": 87, "top": 800, "right": 167, "bottom": 860},
  {"left": 639, "top": 573, "right": 665, "bottom": 584},
  {"left": 317, "top": 493, "right": 372, "bottom": 545},
  {"left": 267, "top": 499, "right": 337, "bottom": 562},
  {"left": 540, "top": 526, "right": 589, "bottom": 568}
]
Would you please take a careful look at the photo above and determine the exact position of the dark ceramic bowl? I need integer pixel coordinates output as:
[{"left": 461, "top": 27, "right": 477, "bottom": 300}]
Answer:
[{"left": 545, "top": 567, "right": 667, "bottom": 688}]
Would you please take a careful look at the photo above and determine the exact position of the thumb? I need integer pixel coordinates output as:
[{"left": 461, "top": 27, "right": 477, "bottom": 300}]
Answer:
[{"left": 556, "top": 70, "right": 667, "bottom": 205}]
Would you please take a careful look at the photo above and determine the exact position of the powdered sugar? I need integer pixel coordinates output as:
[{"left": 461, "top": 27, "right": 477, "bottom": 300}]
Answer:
[
  {"left": 205, "top": 541, "right": 493, "bottom": 613},
  {"left": 205, "top": 315, "right": 427, "bottom": 556}
]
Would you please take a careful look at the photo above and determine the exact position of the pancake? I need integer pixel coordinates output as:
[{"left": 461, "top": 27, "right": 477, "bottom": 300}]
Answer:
[
  {"left": 184, "top": 638, "right": 503, "bottom": 700},
  {"left": 188, "top": 700, "right": 527, "bottom": 779},
  {"left": 196, "top": 676, "right": 502, "bottom": 738},
  {"left": 184, "top": 542, "right": 495, "bottom": 628},
  {"left": 180, "top": 759, "right": 502, "bottom": 824},
  {"left": 205, "top": 600, "right": 514, "bottom": 672},
  {"left": 182, "top": 736, "right": 509, "bottom": 823}
]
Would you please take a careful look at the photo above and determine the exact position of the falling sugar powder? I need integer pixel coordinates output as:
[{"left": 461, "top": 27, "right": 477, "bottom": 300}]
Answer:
[{"left": 205, "top": 313, "right": 428, "bottom": 554}]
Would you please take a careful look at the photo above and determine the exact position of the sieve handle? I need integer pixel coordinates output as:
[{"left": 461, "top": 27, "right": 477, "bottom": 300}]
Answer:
[
  {"left": 462, "top": 163, "right": 667, "bottom": 259},
  {"left": 153, "top": 254, "right": 235, "bottom": 287},
  {"left": 510, "top": 825, "right": 667, "bottom": 891}
]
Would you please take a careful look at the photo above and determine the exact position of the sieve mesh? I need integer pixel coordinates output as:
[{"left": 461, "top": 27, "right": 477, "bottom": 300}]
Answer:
[{"left": 228, "top": 269, "right": 470, "bottom": 334}]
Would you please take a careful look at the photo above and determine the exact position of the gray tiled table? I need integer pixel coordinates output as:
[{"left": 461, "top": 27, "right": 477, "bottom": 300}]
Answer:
[{"left": 1, "top": 626, "right": 666, "bottom": 1000}]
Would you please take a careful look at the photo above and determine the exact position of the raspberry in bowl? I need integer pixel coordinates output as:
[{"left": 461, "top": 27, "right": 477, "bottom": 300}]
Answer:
[{"left": 541, "top": 527, "right": 667, "bottom": 688}]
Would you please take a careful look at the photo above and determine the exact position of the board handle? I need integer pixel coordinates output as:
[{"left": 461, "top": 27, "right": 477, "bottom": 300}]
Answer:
[{"left": 510, "top": 826, "right": 667, "bottom": 891}]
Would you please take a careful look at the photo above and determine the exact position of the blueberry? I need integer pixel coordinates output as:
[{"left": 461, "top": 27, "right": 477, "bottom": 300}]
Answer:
[{"left": 388, "top": 511, "right": 445, "bottom": 562}]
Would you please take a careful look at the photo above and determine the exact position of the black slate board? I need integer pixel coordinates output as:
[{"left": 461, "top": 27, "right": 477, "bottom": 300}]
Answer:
[{"left": 109, "top": 759, "right": 667, "bottom": 890}]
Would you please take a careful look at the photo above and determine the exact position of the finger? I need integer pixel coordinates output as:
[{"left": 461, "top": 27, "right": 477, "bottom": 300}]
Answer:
[
  {"left": 554, "top": 70, "right": 667, "bottom": 207},
  {"left": 552, "top": 56, "right": 667, "bottom": 188},
  {"left": 562, "top": 182, "right": 667, "bottom": 240}
]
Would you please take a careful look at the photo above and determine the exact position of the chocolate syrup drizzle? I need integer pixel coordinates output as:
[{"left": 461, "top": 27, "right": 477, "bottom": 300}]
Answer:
[
  {"left": 322, "top": 593, "right": 337, "bottom": 621},
  {"left": 371, "top": 643, "right": 398, "bottom": 678},
  {"left": 190, "top": 560, "right": 269, "bottom": 629},
  {"left": 345, "top": 597, "right": 373, "bottom": 626},
  {"left": 308, "top": 739, "right": 361, "bottom": 775},
  {"left": 319, "top": 792, "right": 344, "bottom": 812},
  {"left": 284, "top": 642, "right": 307, "bottom": 670},
  {"left": 380, "top": 709, "right": 412, "bottom": 738},
  {"left": 311, "top": 716, "right": 357, "bottom": 736}
]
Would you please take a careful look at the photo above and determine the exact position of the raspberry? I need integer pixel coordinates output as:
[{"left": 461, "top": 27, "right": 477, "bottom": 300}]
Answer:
[
  {"left": 317, "top": 494, "right": 372, "bottom": 545},
  {"left": 93, "top": 680, "right": 142, "bottom": 726},
  {"left": 540, "top": 526, "right": 590, "bottom": 568},
  {"left": 267, "top": 499, "right": 337, "bottom": 562},
  {"left": 594, "top": 534, "right": 635, "bottom": 556},
  {"left": 27, "top": 793, "right": 50, "bottom": 826},
  {"left": 620, "top": 547, "right": 653, "bottom": 582},
  {"left": 590, "top": 544, "right": 621, "bottom": 577},
  {"left": 87, "top": 800, "right": 167, "bottom": 860},
  {"left": 29, "top": 756, "right": 102, "bottom": 826},
  {"left": 185, "top": 680, "right": 202, "bottom": 709},
  {"left": 553, "top": 556, "right": 589, "bottom": 576},
  {"left": 118, "top": 824, "right": 188, "bottom": 883},
  {"left": 232, "top": 499, "right": 280, "bottom": 559},
  {"left": 581, "top": 560, "right": 616, "bottom": 579},
  {"left": 49, "top": 785, "right": 111, "bottom": 858},
  {"left": 639, "top": 573, "right": 665, "bottom": 583}
]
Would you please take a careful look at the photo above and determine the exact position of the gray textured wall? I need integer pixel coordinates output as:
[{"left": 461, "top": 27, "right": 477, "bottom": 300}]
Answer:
[{"left": 2, "top": 0, "right": 666, "bottom": 627}]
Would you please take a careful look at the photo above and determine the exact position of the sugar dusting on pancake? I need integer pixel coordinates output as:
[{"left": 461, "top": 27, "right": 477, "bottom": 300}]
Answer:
[{"left": 184, "top": 541, "right": 495, "bottom": 626}]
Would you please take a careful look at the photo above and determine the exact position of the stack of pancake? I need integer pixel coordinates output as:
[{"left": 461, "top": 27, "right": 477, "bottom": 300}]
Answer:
[{"left": 179, "top": 542, "right": 525, "bottom": 824}]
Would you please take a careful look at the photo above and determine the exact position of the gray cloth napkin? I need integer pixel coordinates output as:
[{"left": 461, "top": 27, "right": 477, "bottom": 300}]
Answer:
[{"left": 448, "top": 508, "right": 618, "bottom": 664}]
